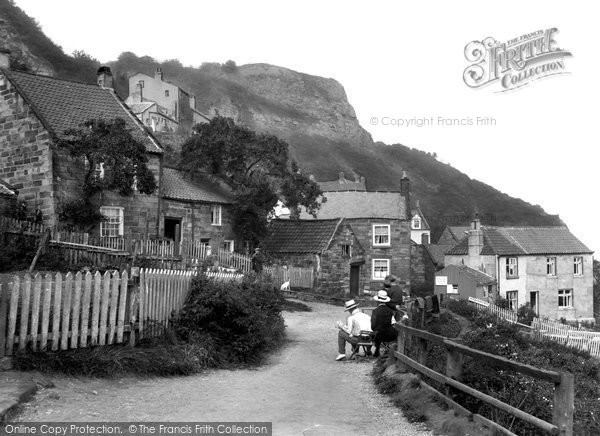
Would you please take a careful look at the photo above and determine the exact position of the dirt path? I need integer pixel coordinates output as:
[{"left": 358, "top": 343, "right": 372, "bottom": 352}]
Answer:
[{"left": 12, "top": 301, "right": 431, "bottom": 436}]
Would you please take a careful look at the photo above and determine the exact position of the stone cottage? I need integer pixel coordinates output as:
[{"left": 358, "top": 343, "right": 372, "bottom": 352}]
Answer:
[
  {"left": 0, "top": 53, "right": 239, "bottom": 248},
  {"left": 261, "top": 218, "right": 365, "bottom": 295}
]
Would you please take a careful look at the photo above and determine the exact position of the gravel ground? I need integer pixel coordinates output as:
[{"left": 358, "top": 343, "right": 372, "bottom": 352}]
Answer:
[{"left": 11, "top": 301, "right": 432, "bottom": 436}]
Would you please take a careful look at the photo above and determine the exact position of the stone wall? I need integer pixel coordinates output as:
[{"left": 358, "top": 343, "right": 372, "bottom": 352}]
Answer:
[
  {"left": 0, "top": 193, "right": 17, "bottom": 215},
  {"left": 160, "top": 199, "right": 238, "bottom": 249},
  {"left": 0, "top": 72, "right": 55, "bottom": 223},
  {"left": 410, "top": 243, "right": 435, "bottom": 295},
  {"left": 346, "top": 218, "right": 411, "bottom": 293}
]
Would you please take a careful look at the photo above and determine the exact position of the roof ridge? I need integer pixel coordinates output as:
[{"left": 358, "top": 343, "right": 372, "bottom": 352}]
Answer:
[
  {"left": 323, "top": 218, "right": 344, "bottom": 253},
  {"left": 4, "top": 68, "right": 96, "bottom": 87}
]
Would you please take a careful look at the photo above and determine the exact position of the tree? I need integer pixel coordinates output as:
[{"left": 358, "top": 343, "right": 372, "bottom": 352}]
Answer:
[
  {"left": 180, "top": 116, "right": 322, "bottom": 245},
  {"left": 57, "top": 118, "right": 157, "bottom": 226}
]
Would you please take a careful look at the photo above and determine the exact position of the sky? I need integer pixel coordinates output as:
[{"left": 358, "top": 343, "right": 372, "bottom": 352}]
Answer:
[{"left": 12, "top": 0, "right": 600, "bottom": 253}]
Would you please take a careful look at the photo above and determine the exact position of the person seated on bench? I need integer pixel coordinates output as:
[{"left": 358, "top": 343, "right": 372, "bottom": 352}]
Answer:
[
  {"left": 371, "top": 290, "right": 399, "bottom": 357},
  {"left": 335, "top": 299, "right": 372, "bottom": 361}
]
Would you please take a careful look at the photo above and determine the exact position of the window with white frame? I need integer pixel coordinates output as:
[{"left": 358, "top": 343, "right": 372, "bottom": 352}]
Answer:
[
  {"left": 211, "top": 205, "right": 222, "bottom": 226},
  {"left": 100, "top": 206, "right": 124, "bottom": 237},
  {"left": 222, "top": 240, "right": 234, "bottom": 252},
  {"left": 546, "top": 257, "right": 557, "bottom": 276},
  {"left": 505, "top": 257, "right": 518, "bottom": 278},
  {"left": 372, "top": 259, "right": 390, "bottom": 280},
  {"left": 558, "top": 289, "right": 573, "bottom": 308},
  {"left": 506, "top": 290, "right": 518, "bottom": 311},
  {"left": 574, "top": 257, "right": 583, "bottom": 276},
  {"left": 412, "top": 216, "right": 421, "bottom": 229},
  {"left": 373, "top": 224, "right": 390, "bottom": 246}
]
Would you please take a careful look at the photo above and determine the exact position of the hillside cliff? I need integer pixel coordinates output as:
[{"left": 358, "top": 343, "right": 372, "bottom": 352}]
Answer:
[{"left": 0, "top": 0, "right": 563, "bottom": 234}]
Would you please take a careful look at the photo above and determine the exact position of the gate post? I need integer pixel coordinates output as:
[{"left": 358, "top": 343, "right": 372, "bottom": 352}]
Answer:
[{"left": 553, "top": 372, "right": 574, "bottom": 435}]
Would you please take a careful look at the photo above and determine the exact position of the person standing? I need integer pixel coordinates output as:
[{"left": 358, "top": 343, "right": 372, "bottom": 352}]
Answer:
[
  {"left": 384, "top": 274, "right": 404, "bottom": 310},
  {"left": 371, "top": 290, "right": 398, "bottom": 357},
  {"left": 335, "top": 300, "right": 371, "bottom": 361},
  {"left": 251, "top": 247, "right": 264, "bottom": 273}
]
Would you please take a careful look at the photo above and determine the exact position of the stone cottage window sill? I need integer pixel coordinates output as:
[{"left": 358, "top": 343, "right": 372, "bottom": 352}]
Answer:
[
  {"left": 547, "top": 275, "right": 557, "bottom": 279},
  {"left": 373, "top": 244, "right": 391, "bottom": 248},
  {"left": 506, "top": 276, "right": 519, "bottom": 280}
]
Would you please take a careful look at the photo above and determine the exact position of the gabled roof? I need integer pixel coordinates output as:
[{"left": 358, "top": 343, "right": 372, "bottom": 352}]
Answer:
[
  {"left": 0, "top": 178, "right": 17, "bottom": 196},
  {"left": 411, "top": 201, "right": 430, "bottom": 230},
  {"left": 423, "top": 244, "right": 451, "bottom": 266},
  {"left": 261, "top": 218, "right": 343, "bottom": 254},
  {"left": 300, "top": 191, "right": 407, "bottom": 220},
  {"left": 448, "top": 226, "right": 471, "bottom": 241},
  {"left": 446, "top": 226, "right": 592, "bottom": 256},
  {"left": 161, "top": 168, "right": 233, "bottom": 204},
  {"left": 317, "top": 176, "right": 366, "bottom": 192},
  {"left": 127, "top": 101, "right": 156, "bottom": 114},
  {"left": 442, "top": 264, "right": 496, "bottom": 286},
  {"left": 3, "top": 69, "right": 162, "bottom": 154}
]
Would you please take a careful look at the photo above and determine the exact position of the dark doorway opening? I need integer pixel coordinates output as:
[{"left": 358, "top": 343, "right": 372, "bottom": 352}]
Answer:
[
  {"left": 164, "top": 217, "right": 182, "bottom": 241},
  {"left": 350, "top": 265, "right": 360, "bottom": 297}
]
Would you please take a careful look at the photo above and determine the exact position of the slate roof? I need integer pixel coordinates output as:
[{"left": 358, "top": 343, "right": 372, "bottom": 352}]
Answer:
[
  {"left": 411, "top": 201, "right": 430, "bottom": 230},
  {"left": 452, "top": 264, "right": 496, "bottom": 285},
  {"left": 0, "top": 178, "right": 17, "bottom": 196},
  {"left": 448, "top": 226, "right": 471, "bottom": 241},
  {"left": 127, "top": 102, "right": 155, "bottom": 114},
  {"left": 3, "top": 69, "right": 162, "bottom": 154},
  {"left": 445, "top": 226, "right": 592, "bottom": 256},
  {"left": 300, "top": 191, "right": 407, "bottom": 220},
  {"left": 261, "top": 218, "right": 343, "bottom": 254},
  {"left": 318, "top": 178, "right": 366, "bottom": 192},
  {"left": 161, "top": 168, "right": 233, "bottom": 204},
  {"left": 423, "top": 244, "right": 452, "bottom": 266}
]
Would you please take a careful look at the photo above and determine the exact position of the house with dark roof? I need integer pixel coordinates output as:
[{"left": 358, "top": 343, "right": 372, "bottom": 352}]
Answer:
[
  {"left": 294, "top": 173, "right": 412, "bottom": 294},
  {"left": 316, "top": 172, "right": 366, "bottom": 192},
  {"left": 261, "top": 218, "right": 365, "bottom": 294},
  {"left": 434, "top": 264, "right": 496, "bottom": 301},
  {"left": 161, "top": 168, "right": 238, "bottom": 252},
  {"left": 444, "top": 218, "right": 594, "bottom": 322},
  {"left": 0, "top": 53, "right": 239, "bottom": 248}
]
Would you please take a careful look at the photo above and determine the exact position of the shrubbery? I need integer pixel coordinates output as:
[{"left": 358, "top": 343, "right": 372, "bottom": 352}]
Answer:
[
  {"left": 14, "top": 272, "right": 287, "bottom": 376},
  {"left": 173, "top": 273, "right": 285, "bottom": 366}
]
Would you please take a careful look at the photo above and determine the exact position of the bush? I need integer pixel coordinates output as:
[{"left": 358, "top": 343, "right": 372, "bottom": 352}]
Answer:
[
  {"left": 517, "top": 304, "right": 536, "bottom": 326},
  {"left": 173, "top": 273, "right": 286, "bottom": 365}
]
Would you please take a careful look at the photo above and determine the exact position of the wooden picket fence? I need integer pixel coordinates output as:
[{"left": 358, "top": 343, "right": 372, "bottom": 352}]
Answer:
[
  {"left": 264, "top": 265, "right": 314, "bottom": 289},
  {"left": 469, "top": 297, "right": 600, "bottom": 357},
  {"left": 0, "top": 270, "right": 132, "bottom": 357}
]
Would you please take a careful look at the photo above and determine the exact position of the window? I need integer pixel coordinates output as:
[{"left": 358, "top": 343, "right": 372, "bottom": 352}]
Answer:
[
  {"left": 546, "top": 257, "right": 556, "bottom": 276},
  {"left": 373, "top": 224, "right": 390, "bottom": 246},
  {"left": 341, "top": 244, "right": 352, "bottom": 258},
  {"left": 574, "top": 257, "right": 583, "bottom": 276},
  {"left": 505, "top": 257, "right": 518, "bottom": 278},
  {"left": 223, "top": 240, "right": 234, "bottom": 252},
  {"left": 211, "top": 205, "right": 222, "bottom": 226},
  {"left": 138, "top": 80, "right": 144, "bottom": 88},
  {"left": 165, "top": 90, "right": 170, "bottom": 97},
  {"left": 100, "top": 206, "right": 123, "bottom": 237},
  {"left": 372, "top": 259, "right": 390, "bottom": 280},
  {"left": 506, "top": 291, "right": 518, "bottom": 311},
  {"left": 558, "top": 289, "right": 573, "bottom": 308},
  {"left": 412, "top": 217, "right": 421, "bottom": 229}
]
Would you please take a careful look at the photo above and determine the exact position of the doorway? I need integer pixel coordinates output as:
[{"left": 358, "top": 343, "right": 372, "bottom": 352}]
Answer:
[
  {"left": 530, "top": 291, "right": 539, "bottom": 315},
  {"left": 164, "top": 217, "right": 182, "bottom": 241},
  {"left": 350, "top": 265, "right": 360, "bottom": 297}
]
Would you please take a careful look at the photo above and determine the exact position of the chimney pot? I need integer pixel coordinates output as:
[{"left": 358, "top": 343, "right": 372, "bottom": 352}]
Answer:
[
  {"left": 421, "top": 233, "right": 429, "bottom": 245},
  {"left": 339, "top": 172, "right": 344, "bottom": 182},
  {"left": 155, "top": 67, "right": 163, "bottom": 81},
  {"left": 96, "top": 66, "right": 114, "bottom": 89}
]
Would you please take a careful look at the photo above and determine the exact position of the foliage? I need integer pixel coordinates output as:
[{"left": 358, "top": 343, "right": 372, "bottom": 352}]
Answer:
[
  {"left": 594, "top": 260, "right": 600, "bottom": 320},
  {"left": 172, "top": 272, "right": 286, "bottom": 365},
  {"left": 0, "top": 233, "right": 69, "bottom": 272},
  {"left": 55, "top": 118, "right": 157, "bottom": 228},
  {"left": 494, "top": 295, "right": 510, "bottom": 309},
  {"left": 221, "top": 60, "right": 237, "bottom": 73},
  {"left": 180, "top": 116, "right": 322, "bottom": 245},
  {"left": 516, "top": 304, "right": 536, "bottom": 326}
]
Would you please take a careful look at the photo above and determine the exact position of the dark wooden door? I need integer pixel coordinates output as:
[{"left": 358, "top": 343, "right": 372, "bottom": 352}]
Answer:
[{"left": 350, "top": 265, "right": 360, "bottom": 296}]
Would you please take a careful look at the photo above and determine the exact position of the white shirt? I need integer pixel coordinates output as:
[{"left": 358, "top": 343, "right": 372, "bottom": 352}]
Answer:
[{"left": 343, "top": 310, "right": 372, "bottom": 336}]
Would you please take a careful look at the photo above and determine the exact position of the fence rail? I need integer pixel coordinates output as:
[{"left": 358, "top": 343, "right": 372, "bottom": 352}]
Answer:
[
  {"left": 394, "top": 322, "right": 573, "bottom": 435},
  {"left": 264, "top": 266, "right": 314, "bottom": 289},
  {"left": 468, "top": 297, "right": 600, "bottom": 358}
]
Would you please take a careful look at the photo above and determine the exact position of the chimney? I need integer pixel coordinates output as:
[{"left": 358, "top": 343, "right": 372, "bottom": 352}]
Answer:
[
  {"left": 360, "top": 176, "right": 365, "bottom": 186},
  {"left": 467, "top": 215, "right": 483, "bottom": 269},
  {"left": 96, "top": 66, "right": 113, "bottom": 89},
  {"left": 155, "top": 67, "right": 163, "bottom": 81},
  {"left": 339, "top": 172, "right": 345, "bottom": 183},
  {"left": 132, "top": 81, "right": 143, "bottom": 103},
  {"left": 416, "top": 199, "right": 420, "bottom": 209},
  {"left": 421, "top": 233, "right": 430, "bottom": 245},
  {"left": 189, "top": 95, "right": 196, "bottom": 109},
  {"left": 0, "top": 48, "right": 10, "bottom": 69},
  {"left": 400, "top": 170, "right": 410, "bottom": 219}
]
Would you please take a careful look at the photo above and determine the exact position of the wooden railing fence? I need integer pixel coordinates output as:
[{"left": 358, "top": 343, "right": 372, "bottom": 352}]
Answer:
[
  {"left": 469, "top": 297, "right": 600, "bottom": 357},
  {"left": 394, "top": 322, "right": 574, "bottom": 435}
]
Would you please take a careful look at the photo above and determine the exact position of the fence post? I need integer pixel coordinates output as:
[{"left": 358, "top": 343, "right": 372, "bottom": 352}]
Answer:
[
  {"left": 446, "top": 347, "right": 464, "bottom": 398},
  {"left": 395, "top": 326, "right": 408, "bottom": 371},
  {"left": 553, "top": 372, "right": 574, "bottom": 435},
  {"left": 128, "top": 272, "right": 140, "bottom": 347}
]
